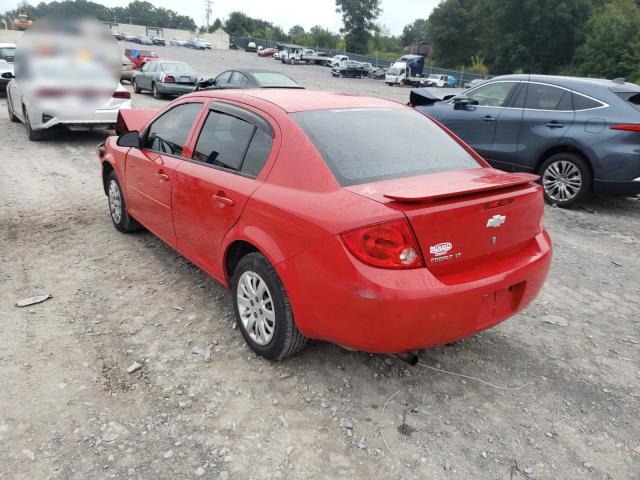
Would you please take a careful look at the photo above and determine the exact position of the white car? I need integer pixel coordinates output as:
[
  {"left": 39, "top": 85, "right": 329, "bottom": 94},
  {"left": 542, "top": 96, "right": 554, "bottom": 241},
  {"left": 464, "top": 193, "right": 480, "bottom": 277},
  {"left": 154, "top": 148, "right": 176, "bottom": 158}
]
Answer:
[
  {"left": 0, "top": 43, "right": 16, "bottom": 95},
  {"left": 170, "top": 37, "right": 187, "bottom": 47},
  {"left": 328, "top": 54, "right": 349, "bottom": 68},
  {"left": 6, "top": 75, "right": 132, "bottom": 141}
]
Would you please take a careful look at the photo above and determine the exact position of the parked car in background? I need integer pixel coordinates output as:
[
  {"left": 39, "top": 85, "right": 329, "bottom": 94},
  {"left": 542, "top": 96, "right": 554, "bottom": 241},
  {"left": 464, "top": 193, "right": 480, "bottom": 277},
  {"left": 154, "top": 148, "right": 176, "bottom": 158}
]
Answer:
[
  {"left": 229, "top": 43, "right": 239, "bottom": 50},
  {"left": 121, "top": 56, "right": 135, "bottom": 83},
  {"left": 424, "top": 74, "right": 458, "bottom": 87},
  {"left": 331, "top": 61, "right": 368, "bottom": 78},
  {"left": 196, "top": 68, "right": 303, "bottom": 90},
  {"left": 412, "top": 74, "right": 640, "bottom": 206},
  {"left": 186, "top": 39, "right": 206, "bottom": 50},
  {"left": 134, "top": 35, "right": 154, "bottom": 46},
  {"left": 464, "top": 78, "right": 486, "bottom": 89},
  {"left": 258, "top": 47, "right": 277, "bottom": 57},
  {"left": 125, "top": 48, "right": 159, "bottom": 69},
  {"left": 151, "top": 35, "right": 166, "bottom": 46},
  {"left": 0, "top": 42, "right": 16, "bottom": 94},
  {"left": 99, "top": 89, "right": 551, "bottom": 360},
  {"left": 200, "top": 39, "right": 212, "bottom": 49},
  {"left": 132, "top": 61, "right": 199, "bottom": 99},
  {"left": 111, "top": 30, "right": 124, "bottom": 41},
  {"left": 123, "top": 33, "right": 136, "bottom": 42},
  {"left": 245, "top": 42, "right": 258, "bottom": 53},
  {"left": 328, "top": 54, "right": 349, "bottom": 68},
  {"left": 170, "top": 37, "right": 187, "bottom": 47}
]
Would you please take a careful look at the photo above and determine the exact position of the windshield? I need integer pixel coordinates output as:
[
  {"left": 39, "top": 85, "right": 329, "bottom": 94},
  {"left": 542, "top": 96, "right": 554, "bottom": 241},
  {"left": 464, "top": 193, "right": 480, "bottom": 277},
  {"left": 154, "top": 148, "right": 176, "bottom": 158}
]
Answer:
[
  {"left": 428, "top": 74, "right": 440, "bottom": 79},
  {"left": 292, "top": 108, "right": 479, "bottom": 186},
  {"left": 252, "top": 72, "right": 299, "bottom": 87},
  {"left": 387, "top": 68, "right": 401, "bottom": 75},
  {"left": 0, "top": 47, "right": 16, "bottom": 62}
]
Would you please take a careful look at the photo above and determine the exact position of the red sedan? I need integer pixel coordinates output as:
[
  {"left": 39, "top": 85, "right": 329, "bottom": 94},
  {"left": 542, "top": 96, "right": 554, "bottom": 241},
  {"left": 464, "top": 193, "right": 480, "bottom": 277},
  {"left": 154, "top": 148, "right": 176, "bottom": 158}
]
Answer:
[
  {"left": 258, "top": 47, "right": 277, "bottom": 57},
  {"left": 98, "top": 89, "right": 552, "bottom": 360}
]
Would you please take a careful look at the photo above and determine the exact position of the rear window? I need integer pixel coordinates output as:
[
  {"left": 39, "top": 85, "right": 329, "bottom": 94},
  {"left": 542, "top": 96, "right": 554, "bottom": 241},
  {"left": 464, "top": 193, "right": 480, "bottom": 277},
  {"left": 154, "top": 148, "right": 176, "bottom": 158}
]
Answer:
[
  {"left": 616, "top": 92, "right": 640, "bottom": 112},
  {"left": 292, "top": 108, "right": 480, "bottom": 186}
]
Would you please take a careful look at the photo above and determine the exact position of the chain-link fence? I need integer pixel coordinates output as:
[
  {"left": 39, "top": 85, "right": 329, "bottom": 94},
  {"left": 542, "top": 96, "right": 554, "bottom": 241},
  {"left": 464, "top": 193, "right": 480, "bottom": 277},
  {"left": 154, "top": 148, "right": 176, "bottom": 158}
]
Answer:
[{"left": 230, "top": 36, "right": 491, "bottom": 85}]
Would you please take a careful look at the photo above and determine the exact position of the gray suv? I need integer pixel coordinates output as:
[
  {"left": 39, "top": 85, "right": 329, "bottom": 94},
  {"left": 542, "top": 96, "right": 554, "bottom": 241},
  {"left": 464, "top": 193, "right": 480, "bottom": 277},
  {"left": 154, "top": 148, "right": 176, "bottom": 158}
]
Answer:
[{"left": 414, "top": 74, "right": 640, "bottom": 207}]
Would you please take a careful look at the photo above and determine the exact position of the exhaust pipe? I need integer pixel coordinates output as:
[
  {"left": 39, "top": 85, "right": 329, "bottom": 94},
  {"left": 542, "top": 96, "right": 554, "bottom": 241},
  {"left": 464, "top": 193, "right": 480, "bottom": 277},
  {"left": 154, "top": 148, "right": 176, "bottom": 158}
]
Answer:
[{"left": 393, "top": 351, "right": 419, "bottom": 366}]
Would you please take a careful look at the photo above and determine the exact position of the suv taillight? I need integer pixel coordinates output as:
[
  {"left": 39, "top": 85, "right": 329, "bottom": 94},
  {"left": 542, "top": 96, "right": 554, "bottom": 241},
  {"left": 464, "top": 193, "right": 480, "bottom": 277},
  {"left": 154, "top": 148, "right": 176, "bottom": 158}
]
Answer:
[
  {"left": 611, "top": 124, "right": 640, "bottom": 131},
  {"left": 340, "top": 219, "right": 424, "bottom": 269}
]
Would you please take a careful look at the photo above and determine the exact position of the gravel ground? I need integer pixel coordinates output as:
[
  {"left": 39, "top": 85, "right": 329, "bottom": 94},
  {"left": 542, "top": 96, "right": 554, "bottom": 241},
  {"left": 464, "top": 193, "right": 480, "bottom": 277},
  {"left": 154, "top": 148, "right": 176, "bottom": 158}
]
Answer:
[{"left": 1, "top": 45, "right": 639, "bottom": 480}]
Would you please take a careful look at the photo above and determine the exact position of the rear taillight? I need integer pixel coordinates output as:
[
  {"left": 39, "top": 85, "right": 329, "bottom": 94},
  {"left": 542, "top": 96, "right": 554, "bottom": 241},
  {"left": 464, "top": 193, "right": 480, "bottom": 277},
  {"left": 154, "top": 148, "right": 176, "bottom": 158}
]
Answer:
[
  {"left": 340, "top": 219, "right": 424, "bottom": 269},
  {"left": 113, "top": 90, "right": 131, "bottom": 99},
  {"left": 164, "top": 75, "right": 176, "bottom": 83},
  {"left": 610, "top": 124, "right": 640, "bottom": 131}
]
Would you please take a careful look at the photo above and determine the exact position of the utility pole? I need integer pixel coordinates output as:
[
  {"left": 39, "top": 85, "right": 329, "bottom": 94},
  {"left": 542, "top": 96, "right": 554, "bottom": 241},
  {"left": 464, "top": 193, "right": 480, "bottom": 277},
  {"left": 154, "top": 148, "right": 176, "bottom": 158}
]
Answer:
[{"left": 204, "top": 0, "right": 213, "bottom": 29}]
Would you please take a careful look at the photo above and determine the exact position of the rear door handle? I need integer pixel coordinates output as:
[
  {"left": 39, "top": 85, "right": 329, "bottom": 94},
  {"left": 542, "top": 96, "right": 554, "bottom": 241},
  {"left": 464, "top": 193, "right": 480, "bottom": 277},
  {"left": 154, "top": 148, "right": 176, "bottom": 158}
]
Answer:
[
  {"left": 481, "top": 115, "right": 496, "bottom": 122},
  {"left": 213, "top": 193, "right": 234, "bottom": 207},
  {"left": 545, "top": 121, "right": 564, "bottom": 128},
  {"left": 157, "top": 172, "right": 170, "bottom": 181}
]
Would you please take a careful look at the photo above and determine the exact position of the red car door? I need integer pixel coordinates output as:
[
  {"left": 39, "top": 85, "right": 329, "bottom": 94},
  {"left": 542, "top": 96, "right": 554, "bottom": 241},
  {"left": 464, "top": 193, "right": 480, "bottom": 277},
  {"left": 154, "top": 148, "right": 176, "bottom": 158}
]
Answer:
[
  {"left": 125, "top": 101, "right": 204, "bottom": 247},
  {"left": 173, "top": 102, "right": 276, "bottom": 280}
]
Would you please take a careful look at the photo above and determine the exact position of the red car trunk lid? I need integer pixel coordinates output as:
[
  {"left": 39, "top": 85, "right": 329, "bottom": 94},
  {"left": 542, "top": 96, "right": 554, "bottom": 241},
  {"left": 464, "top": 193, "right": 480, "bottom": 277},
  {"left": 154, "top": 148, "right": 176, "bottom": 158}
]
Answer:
[{"left": 346, "top": 168, "right": 543, "bottom": 278}]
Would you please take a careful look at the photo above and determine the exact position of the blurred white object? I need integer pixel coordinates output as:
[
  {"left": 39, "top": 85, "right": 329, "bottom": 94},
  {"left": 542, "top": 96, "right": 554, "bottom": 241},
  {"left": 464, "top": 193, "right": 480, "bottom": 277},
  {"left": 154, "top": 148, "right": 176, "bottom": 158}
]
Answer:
[
  {"left": 7, "top": 17, "right": 128, "bottom": 140},
  {"left": 0, "top": 43, "right": 16, "bottom": 94}
]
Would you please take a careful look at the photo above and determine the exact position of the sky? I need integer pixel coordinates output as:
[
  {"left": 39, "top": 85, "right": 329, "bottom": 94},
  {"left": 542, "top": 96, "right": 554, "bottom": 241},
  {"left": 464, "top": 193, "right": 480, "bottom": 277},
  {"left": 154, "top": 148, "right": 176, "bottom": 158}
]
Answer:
[{"left": 0, "top": 0, "right": 441, "bottom": 35}]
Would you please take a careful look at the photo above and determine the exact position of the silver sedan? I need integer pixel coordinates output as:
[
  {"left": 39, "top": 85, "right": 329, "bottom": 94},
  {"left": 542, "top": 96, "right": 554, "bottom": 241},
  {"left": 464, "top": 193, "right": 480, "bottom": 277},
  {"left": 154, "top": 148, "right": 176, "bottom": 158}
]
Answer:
[{"left": 131, "top": 61, "right": 200, "bottom": 99}]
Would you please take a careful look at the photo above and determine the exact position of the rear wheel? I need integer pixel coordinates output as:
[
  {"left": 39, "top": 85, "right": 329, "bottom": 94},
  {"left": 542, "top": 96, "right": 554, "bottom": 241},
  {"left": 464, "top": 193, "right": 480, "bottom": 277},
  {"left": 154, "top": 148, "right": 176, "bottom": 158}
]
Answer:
[
  {"left": 107, "top": 171, "right": 142, "bottom": 232},
  {"left": 540, "top": 153, "right": 591, "bottom": 208},
  {"left": 152, "top": 82, "right": 163, "bottom": 99},
  {"left": 288, "top": 58, "right": 295, "bottom": 65},
  {"left": 132, "top": 78, "right": 141, "bottom": 93},
  {"left": 231, "top": 252, "right": 307, "bottom": 361}
]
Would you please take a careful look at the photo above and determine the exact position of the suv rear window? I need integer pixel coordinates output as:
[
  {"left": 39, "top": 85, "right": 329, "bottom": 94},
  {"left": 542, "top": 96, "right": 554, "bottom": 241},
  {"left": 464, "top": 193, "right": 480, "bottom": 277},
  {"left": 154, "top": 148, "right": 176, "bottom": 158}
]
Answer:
[
  {"left": 292, "top": 108, "right": 480, "bottom": 186},
  {"left": 616, "top": 92, "right": 640, "bottom": 112}
]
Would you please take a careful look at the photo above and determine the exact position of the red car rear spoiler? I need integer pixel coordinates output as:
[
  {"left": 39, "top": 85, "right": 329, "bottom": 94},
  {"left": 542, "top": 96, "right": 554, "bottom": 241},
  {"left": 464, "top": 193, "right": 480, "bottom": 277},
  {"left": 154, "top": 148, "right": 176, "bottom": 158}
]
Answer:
[{"left": 115, "top": 109, "right": 159, "bottom": 135}]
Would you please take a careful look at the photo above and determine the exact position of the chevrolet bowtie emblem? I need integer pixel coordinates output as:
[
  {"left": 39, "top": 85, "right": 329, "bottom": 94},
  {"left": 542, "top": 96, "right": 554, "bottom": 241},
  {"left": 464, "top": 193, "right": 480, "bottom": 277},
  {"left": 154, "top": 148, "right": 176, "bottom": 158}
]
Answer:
[{"left": 486, "top": 214, "right": 506, "bottom": 228}]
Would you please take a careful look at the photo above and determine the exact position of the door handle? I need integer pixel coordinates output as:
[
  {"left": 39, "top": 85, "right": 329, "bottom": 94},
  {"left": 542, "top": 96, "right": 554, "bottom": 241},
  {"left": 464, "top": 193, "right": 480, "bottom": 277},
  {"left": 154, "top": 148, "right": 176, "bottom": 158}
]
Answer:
[
  {"left": 213, "top": 193, "right": 234, "bottom": 207},
  {"left": 545, "top": 121, "right": 564, "bottom": 128},
  {"left": 157, "top": 172, "right": 170, "bottom": 181},
  {"left": 481, "top": 115, "right": 496, "bottom": 122}
]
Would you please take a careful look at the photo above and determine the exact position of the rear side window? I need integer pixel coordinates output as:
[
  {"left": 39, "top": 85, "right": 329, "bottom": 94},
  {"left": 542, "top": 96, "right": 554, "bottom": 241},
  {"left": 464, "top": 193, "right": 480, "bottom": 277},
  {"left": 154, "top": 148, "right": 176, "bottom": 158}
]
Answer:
[
  {"left": 572, "top": 93, "right": 603, "bottom": 110},
  {"left": 193, "top": 111, "right": 272, "bottom": 176},
  {"left": 292, "top": 108, "right": 480, "bottom": 186},
  {"left": 143, "top": 102, "right": 202, "bottom": 156},
  {"left": 524, "top": 84, "right": 569, "bottom": 110},
  {"left": 615, "top": 92, "right": 640, "bottom": 112}
]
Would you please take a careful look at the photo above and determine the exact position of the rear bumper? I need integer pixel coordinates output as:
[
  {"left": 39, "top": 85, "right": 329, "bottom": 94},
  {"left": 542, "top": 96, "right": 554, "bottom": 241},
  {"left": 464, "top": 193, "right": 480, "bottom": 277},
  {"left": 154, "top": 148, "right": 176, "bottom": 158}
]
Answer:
[
  {"left": 278, "top": 230, "right": 552, "bottom": 353},
  {"left": 155, "top": 82, "right": 196, "bottom": 95},
  {"left": 594, "top": 178, "right": 640, "bottom": 197}
]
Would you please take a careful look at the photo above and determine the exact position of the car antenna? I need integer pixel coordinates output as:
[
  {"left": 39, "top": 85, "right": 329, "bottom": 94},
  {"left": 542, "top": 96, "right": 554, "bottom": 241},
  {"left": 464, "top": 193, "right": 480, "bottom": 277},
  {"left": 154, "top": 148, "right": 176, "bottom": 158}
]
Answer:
[{"left": 612, "top": 77, "right": 626, "bottom": 84}]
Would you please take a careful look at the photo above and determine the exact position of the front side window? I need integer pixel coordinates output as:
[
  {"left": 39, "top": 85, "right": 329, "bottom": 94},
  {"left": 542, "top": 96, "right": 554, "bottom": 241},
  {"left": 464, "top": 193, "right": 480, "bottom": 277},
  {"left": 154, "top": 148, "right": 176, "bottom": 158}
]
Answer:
[
  {"left": 293, "top": 108, "right": 480, "bottom": 186},
  {"left": 229, "top": 72, "right": 248, "bottom": 85},
  {"left": 467, "top": 82, "right": 516, "bottom": 107},
  {"left": 143, "top": 103, "right": 202, "bottom": 156}
]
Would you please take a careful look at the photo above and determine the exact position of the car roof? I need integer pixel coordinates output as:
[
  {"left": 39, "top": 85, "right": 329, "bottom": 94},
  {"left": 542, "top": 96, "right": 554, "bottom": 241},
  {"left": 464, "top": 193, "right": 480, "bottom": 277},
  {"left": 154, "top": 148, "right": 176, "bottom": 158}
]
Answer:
[
  {"left": 192, "top": 89, "right": 402, "bottom": 113},
  {"left": 490, "top": 74, "right": 640, "bottom": 91}
]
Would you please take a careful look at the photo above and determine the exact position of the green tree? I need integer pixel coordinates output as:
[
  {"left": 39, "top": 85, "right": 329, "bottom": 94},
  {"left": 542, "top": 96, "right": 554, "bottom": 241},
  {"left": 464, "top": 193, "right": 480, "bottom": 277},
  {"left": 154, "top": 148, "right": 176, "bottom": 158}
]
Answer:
[
  {"left": 308, "top": 25, "right": 340, "bottom": 49},
  {"left": 335, "top": 0, "right": 381, "bottom": 53},
  {"left": 400, "top": 18, "right": 428, "bottom": 45},
  {"left": 574, "top": 0, "right": 640, "bottom": 81},
  {"left": 427, "top": 0, "right": 478, "bottom": 68},
  {"left": 288, "top": 24, "right": 308, "bottom": 45}
]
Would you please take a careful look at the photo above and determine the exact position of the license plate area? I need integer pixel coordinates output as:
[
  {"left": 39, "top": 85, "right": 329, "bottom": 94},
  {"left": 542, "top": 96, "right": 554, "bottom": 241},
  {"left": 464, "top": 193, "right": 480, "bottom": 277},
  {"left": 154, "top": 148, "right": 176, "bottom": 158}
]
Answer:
[{"left": 477, "top": 282, "right": 526, "bottom": 328}]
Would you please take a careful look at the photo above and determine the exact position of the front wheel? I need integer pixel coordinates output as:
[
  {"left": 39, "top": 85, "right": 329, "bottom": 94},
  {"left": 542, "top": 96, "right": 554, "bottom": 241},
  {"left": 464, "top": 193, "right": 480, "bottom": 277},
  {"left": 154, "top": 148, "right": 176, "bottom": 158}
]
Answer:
[
  {"left": 231, "top": 252, "right": 307, "bottom": 361},
  {"left": 107, "top": 171, "right": 142, "bottom": 232},
  {"left": 540, "top": 153, "right": 592, "bottom": 208},
  {"left": 23, "top": 107, "right": 45, "bottom": 141}
]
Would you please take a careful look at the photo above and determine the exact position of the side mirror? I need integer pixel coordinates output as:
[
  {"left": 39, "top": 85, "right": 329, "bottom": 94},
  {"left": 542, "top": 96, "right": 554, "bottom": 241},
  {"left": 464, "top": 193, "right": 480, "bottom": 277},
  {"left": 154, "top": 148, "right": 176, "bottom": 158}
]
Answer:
[
  {"left": 117, "top": 130, "right": 141, "bottom": 148},
  {"left": 1, "top": 71, "right": 14, "bottom": 80},
  {"left": 453, "top": 94, "right": 469, "bottom": 109}
]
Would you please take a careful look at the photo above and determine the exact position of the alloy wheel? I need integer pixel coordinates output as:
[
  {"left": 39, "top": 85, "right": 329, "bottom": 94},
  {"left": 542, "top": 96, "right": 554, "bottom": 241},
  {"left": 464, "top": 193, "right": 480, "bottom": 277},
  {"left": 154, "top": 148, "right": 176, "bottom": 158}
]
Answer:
[
  {"left": 108, "top": 179, "right": 122, "bottom": 224},
  {"left": 542, "top": 160, "right": 583, "bottom": 203},
  {"left": 236, "top": 271, "right": 276, "bottom": 346}
]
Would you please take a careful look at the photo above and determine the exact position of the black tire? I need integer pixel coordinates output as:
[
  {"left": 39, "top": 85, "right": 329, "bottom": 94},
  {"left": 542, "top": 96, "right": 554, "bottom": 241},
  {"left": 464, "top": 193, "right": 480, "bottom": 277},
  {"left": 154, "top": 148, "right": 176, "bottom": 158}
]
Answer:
[
  {"left": 23, "top": 107, "right": 45, "bottom": 141},
  {"left": 289, "top": 58, "right": 295, "bottom": 65},
  {"left": 107, "top": 170, "right": 142, "bottom": 233},
  {"left": 152, "top": 83, "right": 163, "bottom": 99},
  {"left": 231, "top": 252, "right": 307, "bottom": 361},
  {"left": 132, "top": 78, "right": 141, "bottom": 94},
  {"left": 539, "top": 153, "right": 592, "bottom": 208},
  {"left": 7, "top": 96, "right": 19, "bottom": 122}
]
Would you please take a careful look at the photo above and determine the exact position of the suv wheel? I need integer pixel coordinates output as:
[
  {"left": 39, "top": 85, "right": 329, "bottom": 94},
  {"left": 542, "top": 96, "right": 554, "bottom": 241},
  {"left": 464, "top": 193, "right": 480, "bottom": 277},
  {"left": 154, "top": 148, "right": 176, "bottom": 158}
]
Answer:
[
  {"left": 540, "top": 153, "right": 591, "bottom": 208},
  {"left": 23, "top": 107, "right": 45, "bottom": 141},
  {"left": 231, "top": 252, "right": 307, "bottom": 361},
  {"left": 7, "top": 97, "right": 19, "bottom": 122}
]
